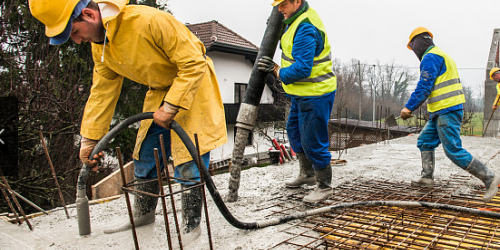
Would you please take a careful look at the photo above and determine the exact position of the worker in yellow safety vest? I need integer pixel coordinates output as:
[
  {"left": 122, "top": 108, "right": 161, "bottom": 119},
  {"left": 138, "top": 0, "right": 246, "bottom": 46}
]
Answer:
[
  {"left": 258, "top": 0, "right": 336, "bottom": 203},
  {"left": 489, "top": 67, "right": 500, "bottom": 110},
  {"left": 29, "top": 0, "right": 227, "bottom": 245},
  {"left": 401, "top": 27, "right": 499, "bottom": 202}
]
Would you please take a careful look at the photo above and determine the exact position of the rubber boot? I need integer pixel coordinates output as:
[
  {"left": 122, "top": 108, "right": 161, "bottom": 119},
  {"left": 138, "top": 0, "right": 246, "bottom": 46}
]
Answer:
[
  {"left": 411, "top": 151, "right": 435, "bottom": 187},
  {"left": 285, "top": 152, "right": 316, "bottom": 188},
  {"left": 103, "top": 179, "right": 159, "bottom": 234},
  {"left": 181, "top": 185, "right": 203, "bottom": 246},
  {"left": 465, "top": 158, "right": 500, "bottom": 202},
  {"left": 303, "top": 164, "right": 333, "bottom": 203}
]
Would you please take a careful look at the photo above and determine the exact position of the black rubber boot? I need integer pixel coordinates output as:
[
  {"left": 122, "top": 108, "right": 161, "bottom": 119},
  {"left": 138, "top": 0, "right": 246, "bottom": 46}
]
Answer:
[
  {"left": 103, "top": 179, "right": 159, "bottom": 234},
  {"left": 285, "top": 152, "right": 316, "bottom": 188},
  {"left": 181, "top": 185, "right": 203, "bottom": 246},
  {"left": 411, "top": 151, "right": 435, "bottom": 187},
  {"left": 465, "top": 158, "right": 500, "bottom": 202},
  {"left": 303, "top": 164, "right": 333, "bottom": 203}
]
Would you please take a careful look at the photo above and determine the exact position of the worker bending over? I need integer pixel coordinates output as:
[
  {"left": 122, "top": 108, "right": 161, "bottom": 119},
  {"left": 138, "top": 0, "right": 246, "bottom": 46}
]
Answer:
[
  {"left": 29, "top": 0, "right": 227, "bottom": 245},
  {"left": 401, "top": 27, "right": 499, "bottom": 202},
  {"left": 258, "top": 0, "right": 337, "bottom": 203}
]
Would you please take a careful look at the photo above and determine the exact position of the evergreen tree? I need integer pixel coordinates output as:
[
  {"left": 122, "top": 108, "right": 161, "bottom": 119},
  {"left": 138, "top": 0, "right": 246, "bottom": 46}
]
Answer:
[{"left": 0, "top": 0, "right": 170, "bottom": 213}]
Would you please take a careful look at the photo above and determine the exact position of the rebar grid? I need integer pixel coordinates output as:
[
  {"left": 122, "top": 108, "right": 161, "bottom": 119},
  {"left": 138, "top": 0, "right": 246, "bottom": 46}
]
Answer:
[
  {"left": 267, "top": 175, "right": 500, "bottom": 249},
  {"left": 114, "top": 132, "right": 214, "bottom": 250}
]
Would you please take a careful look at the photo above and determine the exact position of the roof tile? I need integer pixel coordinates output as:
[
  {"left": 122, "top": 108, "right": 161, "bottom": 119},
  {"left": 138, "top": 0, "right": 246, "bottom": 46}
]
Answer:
[{"left": 186, "top": 20, "right": 259, "bottom": 51}]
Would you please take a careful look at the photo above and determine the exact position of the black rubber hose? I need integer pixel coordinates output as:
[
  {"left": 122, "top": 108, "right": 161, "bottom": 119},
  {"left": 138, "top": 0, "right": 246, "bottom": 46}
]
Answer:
[
  {"left": 77, "top": 112, "right": 154, "bottom": 192},
  {"left": 77, "top": 113, "right": 500, "bottom": 230},
  {"left": 169, "top": 118, "right": 258, "bottom": 229}
]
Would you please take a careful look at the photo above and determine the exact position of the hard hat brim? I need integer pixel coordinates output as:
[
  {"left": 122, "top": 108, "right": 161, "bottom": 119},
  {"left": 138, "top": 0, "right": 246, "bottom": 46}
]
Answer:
[
  {"left": 49, "top": 21, "right": 73, "bottom": 45},
  {"left": 44, "top": 15, "right": 72, "bottom": 38},
  {"left": 272, "top": 0, "right": 285, "bottom": 6}
]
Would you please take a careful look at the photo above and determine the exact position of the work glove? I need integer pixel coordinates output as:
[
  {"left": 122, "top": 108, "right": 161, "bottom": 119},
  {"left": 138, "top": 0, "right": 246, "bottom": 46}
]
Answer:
[
  {"left": 153, "top": 101, "right": 179, "bottom": 129},
  {"left": 257, "top": 56, "right": 280, "bottom": 78},
  {"left": 79, "top": 137, "right": 103, "bottom": 170},
  {"left": 400, "top": 107, "right": 413, "bottom": 120}
]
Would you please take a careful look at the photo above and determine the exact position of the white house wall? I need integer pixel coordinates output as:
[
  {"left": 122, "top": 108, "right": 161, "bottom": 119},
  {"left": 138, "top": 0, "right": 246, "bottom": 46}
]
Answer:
[
  {"left": 208, "top": 51, "right": 274, "bottom": 104},
  {"left": 206, "top": 51, "right": 278, "bottom": 163}
]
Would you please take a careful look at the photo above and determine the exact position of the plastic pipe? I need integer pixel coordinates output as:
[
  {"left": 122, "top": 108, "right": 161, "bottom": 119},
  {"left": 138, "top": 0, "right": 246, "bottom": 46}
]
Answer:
[{"left": 76, "top": 112, "right": 153, "bottom": 235}]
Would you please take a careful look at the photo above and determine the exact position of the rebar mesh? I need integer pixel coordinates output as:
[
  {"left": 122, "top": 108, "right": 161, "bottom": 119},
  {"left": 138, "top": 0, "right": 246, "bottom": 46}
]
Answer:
[{"left": 266, "top": 174, "right": 500, "bottom": 249}]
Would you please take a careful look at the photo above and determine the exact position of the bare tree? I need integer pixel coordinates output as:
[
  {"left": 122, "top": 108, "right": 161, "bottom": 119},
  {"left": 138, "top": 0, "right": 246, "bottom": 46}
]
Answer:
[
  {"left": 461, "top": 86, "right": 480, "bottom": 135},
  {"left": 332, "top": 59, "right": 361, "bottom": 118},
  {"left": 379, "top": 62, "right": 415, "bottom": 107},
  {"left": 333, "top": 59, "right": 416, "bottom": 121}
]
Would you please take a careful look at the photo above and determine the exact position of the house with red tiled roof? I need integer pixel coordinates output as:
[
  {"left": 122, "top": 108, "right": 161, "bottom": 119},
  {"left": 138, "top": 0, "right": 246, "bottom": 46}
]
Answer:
[
  {"left": 187, "top": 20, "right": 260, "bottom": 60},
  {"left": 186, "top": 20, "right": 287, "bottom": 167}
]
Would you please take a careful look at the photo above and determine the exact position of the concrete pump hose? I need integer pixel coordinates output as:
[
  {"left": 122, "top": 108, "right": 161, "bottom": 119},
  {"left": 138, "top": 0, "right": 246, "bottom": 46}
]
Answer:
[
  {"left": 77, "top": 112, "right": 155, "bottom": 192},
  {"left": 76, "top": 113, "right": 500, "bottom": 234},
  {"left": 76, "top": 112, "right": 156, "bottom": 235}
]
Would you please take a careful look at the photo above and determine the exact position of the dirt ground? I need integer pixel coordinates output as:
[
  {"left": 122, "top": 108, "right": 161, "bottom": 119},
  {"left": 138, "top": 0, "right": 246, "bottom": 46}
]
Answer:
[{"left": 1, "top": 134, "right": 499, "bottom": 250}]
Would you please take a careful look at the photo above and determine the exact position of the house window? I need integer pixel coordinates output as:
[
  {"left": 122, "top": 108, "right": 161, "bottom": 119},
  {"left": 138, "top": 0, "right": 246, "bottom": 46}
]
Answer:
[
  {"left": 235, "top": 127, "right": 253, "bottom": 146},
  {"left": 234, "top": 83, "right": 248, "bottom": 104}
]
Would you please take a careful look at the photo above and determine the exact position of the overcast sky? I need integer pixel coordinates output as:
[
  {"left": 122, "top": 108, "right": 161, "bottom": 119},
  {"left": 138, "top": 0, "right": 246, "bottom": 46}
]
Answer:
[{"left": 168, "top": 0, "right": 500, "bottom": 95}]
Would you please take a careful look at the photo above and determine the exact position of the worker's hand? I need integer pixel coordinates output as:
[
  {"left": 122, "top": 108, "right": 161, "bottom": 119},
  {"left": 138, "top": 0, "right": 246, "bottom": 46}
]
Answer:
[
  {"left": 400, "top": 107, "right": 413, "bottom": 120},
  {"left": 79, "top": 137, "right": 104, "bottom": 170},
  {"left": 493, "top": 104, "right": 498, "bottom": 111},
  {"left": 257, "top": 56, "right": 280, "bottom": 78},
  {"left": 153, "top": 102, "right": 179, "bottom": 129}
]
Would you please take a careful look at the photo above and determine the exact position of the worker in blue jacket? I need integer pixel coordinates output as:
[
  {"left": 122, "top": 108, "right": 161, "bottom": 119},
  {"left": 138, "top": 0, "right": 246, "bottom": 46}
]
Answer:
[
  {"left": 402, "top": 27, "right": 499, "bottom": 202},
  {"left": 258, "top": 0, "right": 336, "bottom": 203}
]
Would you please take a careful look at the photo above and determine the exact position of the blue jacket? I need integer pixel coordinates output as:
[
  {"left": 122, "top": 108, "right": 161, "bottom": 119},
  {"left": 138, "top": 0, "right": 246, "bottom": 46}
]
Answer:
[{"left": 405, "top": 46, "right": 463, "bottom": 119}]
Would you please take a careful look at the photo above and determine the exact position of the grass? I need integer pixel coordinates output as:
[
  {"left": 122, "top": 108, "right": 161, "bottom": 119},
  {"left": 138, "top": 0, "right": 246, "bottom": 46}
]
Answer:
[{"left": 462, "top": 112, "right": 484, "bottom": 136}]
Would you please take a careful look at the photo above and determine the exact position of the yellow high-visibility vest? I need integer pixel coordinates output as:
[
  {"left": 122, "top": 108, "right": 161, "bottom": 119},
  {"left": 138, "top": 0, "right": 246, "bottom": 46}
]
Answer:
[
  {"left": 425, "top": 47, "right": 465, "bottom": 113},
  {"left": 280, "top": 7, "right": 336, "bottom": 96},
  {"left": 493, "top": 83, "right": 500, "bottom": 108}
]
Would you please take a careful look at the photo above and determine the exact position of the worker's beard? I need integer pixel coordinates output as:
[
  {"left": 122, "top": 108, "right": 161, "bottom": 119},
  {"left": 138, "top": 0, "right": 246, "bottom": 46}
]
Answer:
[{"left": 93, "top": 20, "right": 106, "bottom": 44}]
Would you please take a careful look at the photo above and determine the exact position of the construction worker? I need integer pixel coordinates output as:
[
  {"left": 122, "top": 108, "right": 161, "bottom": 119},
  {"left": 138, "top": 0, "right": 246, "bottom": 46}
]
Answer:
[
  {"left": 489, "top": 68, "right": 500, "bottom": 110},
  {"left": 258, "top": 0, "right": 336, "bottom": 203},
  {"left": 29, "top": 0, "right": 227, "bottom": 244},
  {"left": 402, "top": 27, "right": 500, "bottom": 202}
]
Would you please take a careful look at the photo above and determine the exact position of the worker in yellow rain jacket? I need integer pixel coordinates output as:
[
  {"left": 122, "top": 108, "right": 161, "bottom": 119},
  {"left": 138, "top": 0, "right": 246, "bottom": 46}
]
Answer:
[
  {"left": 402, "top": 27, "right": 499, "bottom": 202},
  {"left": 29, "top": 0, "right": 227, "bottom": 244},
  {"left": 489, "top": 68, "right": 500, "bottom": 111}
]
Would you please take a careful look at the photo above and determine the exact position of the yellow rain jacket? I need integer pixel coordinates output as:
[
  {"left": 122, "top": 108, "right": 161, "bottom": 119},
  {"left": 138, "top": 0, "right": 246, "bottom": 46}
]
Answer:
[{"left": 80, "top": 0, "right": 227, "bottom": 165}]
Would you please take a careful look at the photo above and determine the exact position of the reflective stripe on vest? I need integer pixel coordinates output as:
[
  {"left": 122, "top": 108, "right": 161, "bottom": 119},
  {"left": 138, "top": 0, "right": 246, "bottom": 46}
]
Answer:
[
  {"left": 282, "top": 52, "right": 332, "bottom": 66},
  {"left": 280, "top": 7, "right": 336, "bottom": 96},
  {"left": 425, "top": 47, "right": 465, "bottom": 113},
  {"left": 496, "top": 83, "right": 500, "bottom": 94}
]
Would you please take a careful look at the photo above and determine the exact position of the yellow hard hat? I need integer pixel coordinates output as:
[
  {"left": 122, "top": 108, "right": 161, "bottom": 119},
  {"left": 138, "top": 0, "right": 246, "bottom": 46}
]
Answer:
[
  {"left": 490, "top": 67, "right": 500, "bottom": 79},
  {"left": 407, "top": 27, "right": 433, "bottom": 50},
  {"left": 29, "top": 0, "right": 81, "bottom": 37},
  {"left": 272, "top": 0, "right": 285, "bottom": 6}
]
